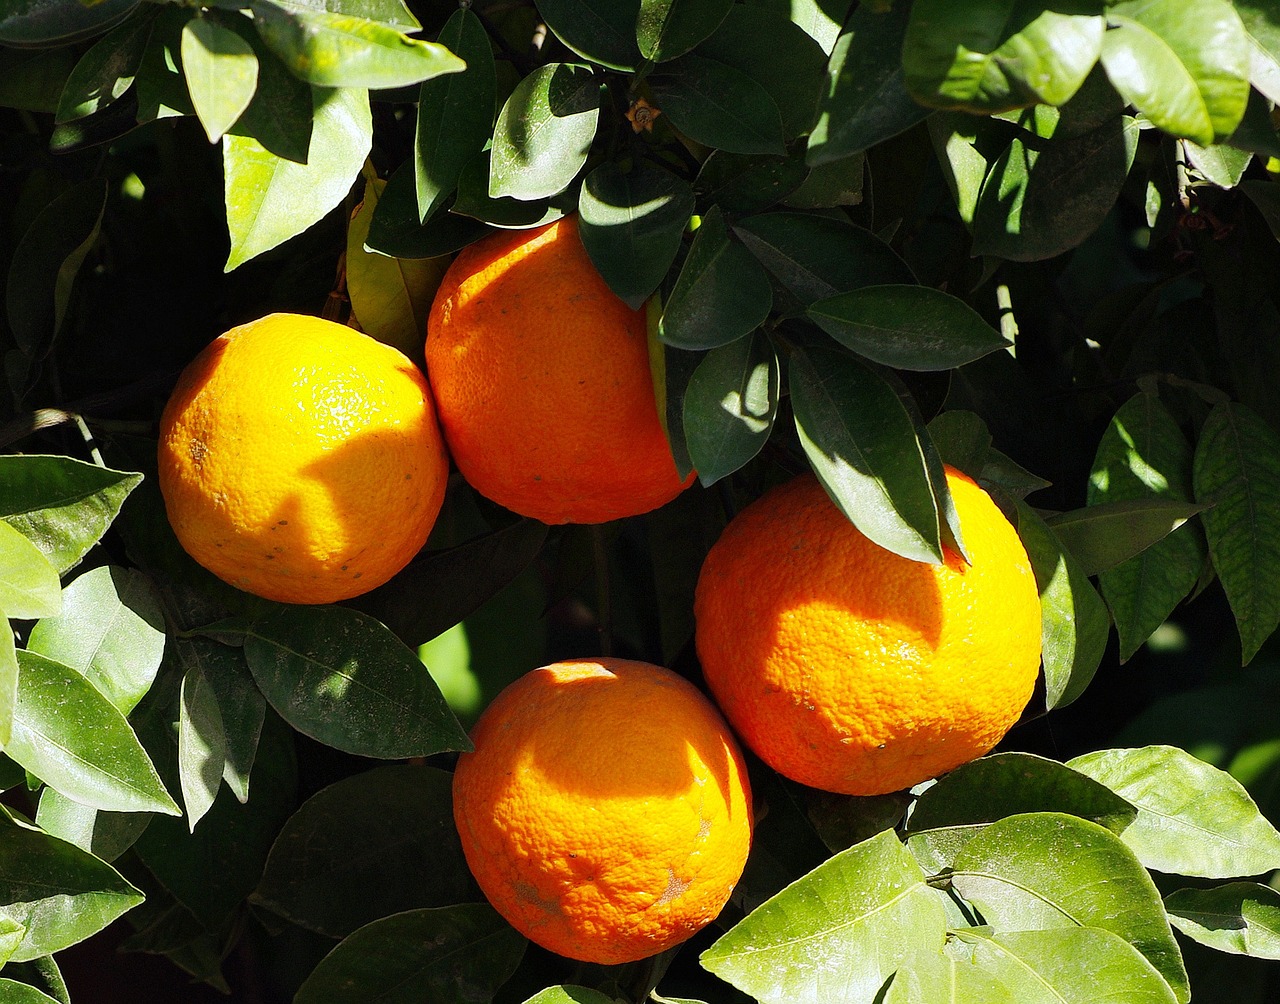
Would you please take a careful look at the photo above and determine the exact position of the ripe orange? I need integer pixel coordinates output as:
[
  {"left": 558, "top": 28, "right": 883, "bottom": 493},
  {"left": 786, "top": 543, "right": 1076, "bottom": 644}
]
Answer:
[
  {"left": 694, "top": 468, "right": 1041, "bottom": 796},
  {"left": 157, "top": 313, "right": 449, "bottom": 604},
  {"left": 451, "top": 658, "right": 752, "bottom": 965},
  {"left": 425, "top": 216, "right": 693, "bottom": 525}
]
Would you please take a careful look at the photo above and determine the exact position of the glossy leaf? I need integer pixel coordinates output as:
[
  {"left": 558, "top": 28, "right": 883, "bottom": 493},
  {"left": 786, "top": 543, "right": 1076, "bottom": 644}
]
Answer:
[
  {"left": 927, "top": 410, "right": 992, "bottom": 478},
  {"left": 649, "top": 55, "right": 785, "bottom": 156},
  {"left": 0, "top": 981, "right": 61, "bottom": 1004},
  {"left": 490, "top": 63, "right": 599, "bottom": 201},
  {"left": 683, "top": 332, "right": 779, "bottom": 487},
  {"left": 174, "top": 638, "right": 264, "bottom": 803},
  {"left": 453, "top": 149, "right": 566, "bottom": 229},
  {"left": 0, "top": 0, "right": 138, "bottom": 48},
  {"left": 701, "top": 829, "right": 947, "bottom": 1004},
  {"left": 1068, "top": 746, "right": 1280, "bottom": 878},
  {"left": 0, "top": 617, "right": 15, "bottom": 748},
  {"left": 34, "top": 788, "right": 150, "bottom": 863},
  {"left": 1045, "top": 498, "right": 1203, "bottom": 578},
  {"left": 222, "top": 13, "right": 312, "bottom": 163},
  {"left": 8, "top": 651, "right": 178, "bottom": 816},
  {"left": 268, "top": 0, "right": 421, "bottom": 31},
  {"left": 904, "top": 752, "right": 1137, "bottom": 872},
  {"left": 1014, "top": 500, "right": 1110, "bottom": 710},
  {"left": 792, "top": 345, "right": 944, "bottom": 564},
  {"left": 1089, "top": 393, "right": 1206, "bottom": 661},
  {"left": 660, "top": 205, "right": 771, "bottom": 350},
  {"left": 223, "top": 85, "right": 371, "bottom": 271},
  {"left": 0, "top": 522, "right": 60, "bottom": 621},
  {"left": 0, "top": 806, "right": 143, "bottom": 963},
  {"left": 368, "top": 161, "right": 494, "bottom": 258},
  {"left": 252, "top": 764, "right": 473, "bottom": 937},
  {"left": 415, "top": 8, "right": 494, "bottom": 223},
  {"left": 243, "top": 605, "right": 470, "bottom": 758},
  {"left": 26, "top": 565, "right": 165, "bottom": 716},
  {"left": 177, "top": 664, "right": 226, "bottom": 832},
  {"left": 928, "top": 112, "right": 993, "bottom": 224},
  {"left": 1193, "top": 402, "right": 1280, "bottom": 663},
  {"left": 251, "top": 2, "right": 463, "bottom": 88},
  {"left": 181, "top": 14, "right": 257, "bottom": 142},
  {"left": 1101, "top": 0, "right": 1250, "bottom": 145},
  {"left": 294, "top": 904, "right": 526, "bottom": 1004},
  {"left": 537, "top": 0, "right": 640, "bottom": 71},
  {"left": 1165, "top": 883, "right": 1280, "bottom": 958},
  {"left": 578, "top": 161, "right": 694, "bottom": 309},
  {"left": 1237, "top": 0, "right": 1280, "bottom": 103},
  {"left": 637, "top": 0, "right": 731, "bottom": 63},
  {"left": 523, "top": 989, "right": 614, "bottom": 1004},
  {"left": 808, "top": 285, "right": 1008, "bottom": 371},
  {"left": 808, "top": 2, "right": 931, "bottom": 165},
  {"left": 903, "top": 1, "right": 1104, "bottom": 112},
  {"left": 0, "top": 919, "right": 24, "bottom": 970},
  {"left": 54, "top": 12, "right": 152, "bottom": 123},
  {"left": 1185, "top": 140, "right": 1253, "bottom": 188}
]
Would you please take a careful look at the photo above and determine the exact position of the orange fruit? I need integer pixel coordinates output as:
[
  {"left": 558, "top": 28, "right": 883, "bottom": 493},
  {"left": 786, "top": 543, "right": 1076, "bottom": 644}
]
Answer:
[
  {"left": 694, "top": 467, "right": 1041, "bottom": 796},
  {"left": 157, "top": 313, "right": 449, "bottom": 604},
  {"left": 425, "top": 216, "right": 693, "bottom": 525},
  {"left": 451, "top": 658, "right": 753, "bottom": 964}
]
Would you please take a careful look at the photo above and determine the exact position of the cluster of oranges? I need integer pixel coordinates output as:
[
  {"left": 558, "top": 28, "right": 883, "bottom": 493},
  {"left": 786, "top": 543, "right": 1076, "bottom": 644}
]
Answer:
[{"left": 157, "top": 216, "right": 1042, "bottom": 965}]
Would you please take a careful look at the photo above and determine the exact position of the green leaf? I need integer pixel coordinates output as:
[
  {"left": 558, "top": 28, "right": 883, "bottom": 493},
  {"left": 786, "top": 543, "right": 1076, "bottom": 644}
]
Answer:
[
  {"left": 8, "top": 651, "right": 179, "bottom": 816},
  {"left": 904, "top": 752, "right": 1137, "bottom": 872},
  {"left": 734, "top": 212, "right": 914, "bottom": 306},
  {"left": 1194, "top": 401, "right": 1280, "bottom": 663},
  {"left": 369, "top": 162, "right": 494, "bottom": 258},
  {"left": 0, "top": 806, "right": 143, "bottom": 963},
  {"left": 0, "top": 522, "right": 60, "bottom": 621},
  {"left": 1237, "top": 0, "right": 1280, "bottom": 103},
  {"left": 903, "top": 2, "right": 1104, "bottom": 113},
  {"left": 683, "top": 331, "right": 779, "bottom": 487},
  {"left": 177, "top": 663, "right": 225, "bottom": 832},
  {"left": 1089, "top": 392, "right": 1205, "bottom": 661},
  {"left": 294, "top": 904, "right": 526, "bottom": 1004},
  {"left": 26, "top": 565, "right": 165, "bottom": 716},
  {"left": 269, "top": 0, "right": 421, "bottom": 31},
  {"left": 180, "top": 13, "right": 257, "bottom": 143},
  {"left": 0, "top": 957, "right": 67, "bottom": 1004},
  {"left": 523, "top": 989, "right": 615, "bottom": 1004},
  {"left": 637, "top": 0, "right": 731, "bottom": 63},
  {"left": 453, "top": 149, "right": 567, "bottom": 229},
  {"left": 1013, "top": 500, "right": 1110, "bottom": 710},
  {"left": 223, "top": 12, "right": 312, "bottom": 163},
  {"left": 649, "top": 54, "right": 784, "bottom": 155},
  {"left": 578, "top": 161, "right": 693, "bottom": 309},
  {"left": 0, "top": 980, "right": 61, "bottom": 1004},
  {"left": 790, "top": 345, "right": 944, "bottom": 564},
  {"left": 489, "top": 63, "right": 599, "bottom": 201},
  {"left": 223, "top": 85, "right": 371, "bottom": 271},
  {"left": 6, "top": 180, "right": 107, "bottom": 359},
  {"left": 174, "top": 639, "right": 264, "bottom": 803},
  {"left": 701, "top": 829, "right": 947, "bottom": 1004},
  {"left": 807, "top": 285, "right": 1008, "bottom": 371},
  {"left": 133, "top": 5, "right": 194, "bottom": 123},
  {"left": 0, "top": 617, "right": 15, "bottom": 748},
  {"left": 538, "top": 0, "right": 640, "bottom": 71},
  {"left": 785, "top": 153, "right": 865, "bottom": 210},
  {"left": 243, "top": 605, "right": 470, "bottom": 758},
  {"left": 1184, "top": 140, "right": 1253, "bottom": 188},
  {"left": 659, "top": 205, "right": 771, "bottom": 351},
  {"left": 34, "top": 787, "right": 150, "bottom": 863},
  {"left": 888, "top": 927, "right": 1178, "bottom": 1004},
  {"left": 1101, "top": 0, "right": 1250, "bottom": 145},
  {"left": 54, "top": 12, "right": 152, "bottom": 123},
  {"left": 695, "top": 152, "right": 809, "bottom": 214},
  {"left": 251, "top": 2, "right": 463, "bottom": 88},
  {"left": 1067, "top": 746, "right": 1280, "bottom": 878},
  {"left": 1165, "top": 883, "right": 1280, "bottom": 959},
  {"left": 252, "top": 764, "right": 473, "bottom": 937},
  {"left": 927, "top": 410, "right": 992, "bottom": 478},
  {"left": 0, "top": 0, "right": 138, "bottom": 48},
  {"left": 928, "top": 112, "right": 994, "bottom": 225},
  {"left": 0, "top": 49, "right": 75, "bottom": 114},
  {"left": 951, "top": 812, "right": 1189, "bottom": 1003},
  {"left": 808, "top": 1, "right": 931, "bottom": 166},
  {"left": 1045, "top": 498, "right": 1203, "bottom": 578},
  {"left": 415, "top": 8, "right": 494, "bottom": 223}
]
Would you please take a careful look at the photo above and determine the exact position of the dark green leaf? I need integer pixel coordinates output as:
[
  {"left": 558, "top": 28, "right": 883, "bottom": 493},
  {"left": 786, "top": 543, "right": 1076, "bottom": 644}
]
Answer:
[
  {"left": 1192, "top": 401, "right": 1280, "bottom": 664},
  {"left": 538, "top": 0, "right": 640, "bottom": 71},
  {"left": 368, "top": 162, "right": 493, "bottom": 258},
  {"left": 253, "top": 764, "right": 473, "bottom": 937},
  {"left": 734, "top": 212, "right": 914, "bottom": 306},
  {"left": 133, "top": 5, "right": 194, "bottom": 122},
  {"left": 175, "top": 639, "right": 264, "bottom": 803},
  {"left": 523, "top": 989, "right": 615, "bottom": 1004},
  {"left": 251, "top": 2, "right": 463, "bottom": 88},
  {"left": 26, "top": 566, "right": 165, "bottom": 716},
  {"left": 1166, "top": 883, "right": 1280, "bottom": 958},
  {"left": 952, "top": 812, "right": 1189, "bottom": 1003},
  {"left": 54, "top": 12, "right": 152, "bottom": 123},
  {"left": 1045, "top": 498, "right": 1203, "bottom": 578},
  {"left": 790, "top": 345, "right": 944, "bottom": 564},
  {"left": 649, "top": 54, "right": 784, "bottom": 155},
  {"left": 181, "top": 13, "right": 258, "bottom": 143},
  {"left": 0, "top": 48, "right": 74, "bottom": 113},
  {"left": 660, "top": 206, "right": 771, "bottom": 351},
  {"left": 683, "top": 331, "right": 779, "bottom": 486},
  {"left": 1012, "top": 499, "right": 1109, "bottom": 709},
  {"left": 243, "top": 605, "right": 470, "bottom": 758},
  {"left": 223, "top": 12, "right": 313, "bottom": 162},
  {"left": 903, "top": 1, "right": 1104, "bottom": 112},
  {"left": 578, "top": 161, "right": 694, "bottom": 309},
  {"left": 660, "top": 343, "right": 699, "bottom": 481},
  {"left": 1068, "top": 746, "right": 1280, "bottom": 878},
  {"left": 294, "top": 904, "right": 526, "bottom": 1004},
  {"left": 490, "top": 63, "right": 599, "bottom": 201},
  {"left": 9, "top": 651, "right": 177, "bottom": 816},
  {"left": 453, "top": 149, "right": 566, "bottom": 228},
  {"left": 177, "top": 663, "right": 225, "bottom": 832},
  {"left": 927, "top": 410, "right": 992, "bottom": 478},
  {"left": 694, "top": 152, "right": 808, "bottom": 214},
  {"left": 0, "top": 0, "right": 139, "bottom": 48},
  {"left": 1101, "top": 0, "right": 1250, "bottom": 145},
  {"left": 808, "top": 2, "right": 931, "bottom": 165},
  {"left": 636, "top": 0, "right": 731, "bottom": 63},
  {"left": 415, "top": 8, "right": 494, "bottom": 223},
  {"left": 34, "top": 787, "right": 150, "bottom": 863},
  {"left": 0, "top": 522, "right": 60, "bottom": 621},
  {"left": 905, "top": 752, "right": 1137, "bottom": 872},
  {"left": 1, "top": 958, "right": 67, "bottom": 1004},
  {"left": 0, "top": 806, "right": 143, "bottom": 963},
  {"left": 981, "top": 450, "right": 1052, "bottom": 500},
  {"left": 784, "top": 153, "right": 865, "bottom": 209},
  {"left": 808, "top": 284, "right": 1008, "bottom": 371},
  {"left": 701, "top": 829, "right": 947, "bottom": 1004}
]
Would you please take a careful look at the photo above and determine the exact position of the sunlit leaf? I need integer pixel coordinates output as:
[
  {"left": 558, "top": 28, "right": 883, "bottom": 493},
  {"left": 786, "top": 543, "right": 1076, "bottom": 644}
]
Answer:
[
  {"left": 1165, "top": 882, "right": 1280, "bottom": 958},
  {"left": 683, "top": 331, "right": 779, "bottom": 487}
]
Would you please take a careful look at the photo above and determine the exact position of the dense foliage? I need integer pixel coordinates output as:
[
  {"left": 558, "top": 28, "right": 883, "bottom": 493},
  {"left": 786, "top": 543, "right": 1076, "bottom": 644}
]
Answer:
[{"left": 2, "top": 0, "right": 1280, "bottom": 1000}]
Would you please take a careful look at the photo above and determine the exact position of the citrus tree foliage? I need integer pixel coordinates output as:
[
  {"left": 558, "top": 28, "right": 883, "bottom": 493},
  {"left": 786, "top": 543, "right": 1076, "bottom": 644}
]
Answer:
[{"left": 2, "top": 0, "right": 1280, "bottom": 1001}]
